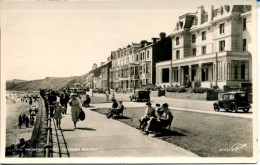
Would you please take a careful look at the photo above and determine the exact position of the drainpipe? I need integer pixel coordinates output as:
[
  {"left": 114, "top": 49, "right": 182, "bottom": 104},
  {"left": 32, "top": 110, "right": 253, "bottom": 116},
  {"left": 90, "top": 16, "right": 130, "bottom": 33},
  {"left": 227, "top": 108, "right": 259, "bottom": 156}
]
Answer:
[
  {"left": 170, "top": 59, "right": 172, "bottom": 87},
  {"left": 216, "top": 52, "right": 218, "bottom": 87}
]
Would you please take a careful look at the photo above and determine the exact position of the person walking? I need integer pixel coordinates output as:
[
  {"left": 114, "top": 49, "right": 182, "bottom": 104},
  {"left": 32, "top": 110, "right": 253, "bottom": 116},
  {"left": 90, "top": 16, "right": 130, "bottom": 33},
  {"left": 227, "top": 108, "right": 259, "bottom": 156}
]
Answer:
[
  {"left": 105, "top": 90, "right": 109, "bottom": 102},
  {"left": 54, "top": 101, "right": 62, "bottom": 129},
  {"left": 18, "top": 115, "right": 23, "bottom": 129},
  {"left": 69, "top": 93, "right": 82, "bottom": 130}
]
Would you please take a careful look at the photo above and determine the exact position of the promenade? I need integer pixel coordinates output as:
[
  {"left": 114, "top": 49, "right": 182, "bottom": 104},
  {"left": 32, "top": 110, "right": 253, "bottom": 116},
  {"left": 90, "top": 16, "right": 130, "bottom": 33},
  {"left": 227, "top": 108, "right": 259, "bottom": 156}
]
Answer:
[
  {"left": 50, "top": 93, "right": 253, "bottom": 158},
  {"left": 52, "top": 101, "right": 198, "bottom": 157}
]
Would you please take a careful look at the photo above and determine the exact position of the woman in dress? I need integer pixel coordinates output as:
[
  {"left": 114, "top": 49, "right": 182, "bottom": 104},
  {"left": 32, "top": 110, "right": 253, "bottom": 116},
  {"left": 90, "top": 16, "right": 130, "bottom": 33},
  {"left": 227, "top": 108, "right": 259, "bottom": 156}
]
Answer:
[
  {"left": 54, "top": 101, "right": 62, "bottom": 129},
  {"left": 69, "top": 93, "right": 82, "bottom": 130}
]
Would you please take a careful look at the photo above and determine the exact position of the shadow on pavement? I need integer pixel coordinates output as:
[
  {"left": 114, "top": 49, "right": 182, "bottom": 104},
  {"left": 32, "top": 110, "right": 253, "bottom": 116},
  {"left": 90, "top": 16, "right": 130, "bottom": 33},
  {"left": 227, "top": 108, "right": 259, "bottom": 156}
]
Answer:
[
  {"left": 76, "top": 127, "right": 96, "bottom": 131},
  {"left": 156, "top": 129, "right": 187, "bottom": 137},
  {"left": 62, "top": 128, "right": 75, "bottom": 132}
]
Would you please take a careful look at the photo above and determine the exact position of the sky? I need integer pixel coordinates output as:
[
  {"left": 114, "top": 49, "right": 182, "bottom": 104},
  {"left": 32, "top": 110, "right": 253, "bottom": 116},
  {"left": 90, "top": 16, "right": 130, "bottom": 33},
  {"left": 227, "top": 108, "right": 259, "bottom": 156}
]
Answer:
[{"left": 0, "top": 0, "right": 254, "bottom": 81}]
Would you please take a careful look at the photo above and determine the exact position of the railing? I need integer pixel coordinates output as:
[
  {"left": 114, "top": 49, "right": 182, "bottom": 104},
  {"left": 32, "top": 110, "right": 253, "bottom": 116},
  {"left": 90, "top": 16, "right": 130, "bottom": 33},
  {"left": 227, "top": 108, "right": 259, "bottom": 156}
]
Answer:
[{"left": 44, "top": 104, "right": 53, "bottom": 157}]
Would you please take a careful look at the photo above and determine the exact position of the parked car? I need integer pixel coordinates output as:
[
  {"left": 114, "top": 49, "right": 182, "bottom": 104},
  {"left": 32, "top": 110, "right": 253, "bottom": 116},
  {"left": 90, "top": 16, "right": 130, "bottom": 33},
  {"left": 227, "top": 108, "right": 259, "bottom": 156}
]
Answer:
[
  {"left": 129, "top": 90, "right": 150, "bottom": 102},
  {"left": 213, "top": 91, "right": 251, "bottom": 113}
]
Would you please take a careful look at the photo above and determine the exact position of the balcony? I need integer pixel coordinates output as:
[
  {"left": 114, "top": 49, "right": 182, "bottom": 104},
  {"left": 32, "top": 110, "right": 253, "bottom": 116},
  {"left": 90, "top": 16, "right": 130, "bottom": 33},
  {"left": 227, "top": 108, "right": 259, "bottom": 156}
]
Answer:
[{"left": 172, "top": 51, "right": 251, "bottom": 65}]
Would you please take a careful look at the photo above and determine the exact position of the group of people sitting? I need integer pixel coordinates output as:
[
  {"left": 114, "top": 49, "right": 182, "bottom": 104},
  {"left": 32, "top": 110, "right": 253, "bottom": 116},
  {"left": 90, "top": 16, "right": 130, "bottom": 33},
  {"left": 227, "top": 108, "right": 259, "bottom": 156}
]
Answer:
[
  {"left": 137, "top": 102, "right": 173, "bottom": 135},
  {"left": 106, "top": 99, "right": 124, "bottom": 119}
]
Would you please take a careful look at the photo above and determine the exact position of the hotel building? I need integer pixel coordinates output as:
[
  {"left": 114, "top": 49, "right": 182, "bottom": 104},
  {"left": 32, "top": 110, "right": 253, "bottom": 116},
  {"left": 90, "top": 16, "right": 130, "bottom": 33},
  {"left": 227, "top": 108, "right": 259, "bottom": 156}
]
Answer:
[{"left": 156, "top": 5, "right": 252, "bottom": 89}]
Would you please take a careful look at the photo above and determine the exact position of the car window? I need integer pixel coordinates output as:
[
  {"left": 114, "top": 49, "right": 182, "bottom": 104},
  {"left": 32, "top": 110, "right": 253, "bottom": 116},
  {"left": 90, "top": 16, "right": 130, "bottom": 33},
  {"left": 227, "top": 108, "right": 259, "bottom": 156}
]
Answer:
[
  {"left": 223, "top": 95, "right": 229, "bottom": 100},
  {"left": 229, "top": 94, "right": 235, "bottom": 99},
  {"left": 239, "top": 93, "right": 246, "bottom": 97}
]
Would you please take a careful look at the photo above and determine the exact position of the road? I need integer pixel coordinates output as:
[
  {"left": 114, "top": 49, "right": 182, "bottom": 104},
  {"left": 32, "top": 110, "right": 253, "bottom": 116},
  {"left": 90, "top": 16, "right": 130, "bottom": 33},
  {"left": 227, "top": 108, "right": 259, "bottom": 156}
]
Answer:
[{"left": 91, "top": 93, "right": 253, "bottom": 119}]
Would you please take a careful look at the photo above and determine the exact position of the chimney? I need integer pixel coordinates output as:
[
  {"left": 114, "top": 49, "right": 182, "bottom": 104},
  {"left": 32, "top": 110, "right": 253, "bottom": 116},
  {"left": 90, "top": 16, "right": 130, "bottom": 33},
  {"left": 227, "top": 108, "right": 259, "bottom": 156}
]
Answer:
[
  {"left": 92, "top": 63, "right": 97, "bottom": 70},
  {"left": 152, "top": 37, "right": 159, "bottom": 44},
  {"left": 159, "top": 32, "right": 166, "bottom": 40},
  {"left": 208, "top": 5, "right": 214, "bottom": 21},
  {"left": 140, "top": 40, "right": 147, "bottom": 47},
  {"left": 100, "top": 62, "right": 105, "bottom": 66},
  {"left": 197, "top": 6, "right": 204, "bottom": 25}
]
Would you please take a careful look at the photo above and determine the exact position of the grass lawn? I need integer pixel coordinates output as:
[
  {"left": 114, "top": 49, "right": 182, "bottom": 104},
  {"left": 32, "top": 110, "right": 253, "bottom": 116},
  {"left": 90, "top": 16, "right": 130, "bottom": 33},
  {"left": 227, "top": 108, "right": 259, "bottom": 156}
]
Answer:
[{"left": 94, "top": 107, "right": 253, "bottom": 157}]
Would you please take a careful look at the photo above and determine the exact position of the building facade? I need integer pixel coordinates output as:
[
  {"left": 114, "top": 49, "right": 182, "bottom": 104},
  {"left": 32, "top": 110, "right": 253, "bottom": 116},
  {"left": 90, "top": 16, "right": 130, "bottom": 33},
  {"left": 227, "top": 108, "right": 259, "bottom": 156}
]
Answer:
[
  {"left": 109, "top": 33, "right": 172, "bottom": 91},
  {"left": 110, "top": 43, "right": 142, "bottom": 90},
  {"left": 156, "top": 5, "right": 252, "bottom": 89},
  {"left": 100, "top": 61, "right": 112, "bottom": 89}
]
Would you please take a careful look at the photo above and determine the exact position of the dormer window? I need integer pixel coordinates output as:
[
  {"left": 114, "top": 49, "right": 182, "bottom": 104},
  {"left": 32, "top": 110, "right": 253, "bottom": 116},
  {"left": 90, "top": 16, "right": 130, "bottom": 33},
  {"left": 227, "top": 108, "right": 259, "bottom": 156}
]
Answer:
[{"left": 193, "top": 18, "right": 198, "bottom": 25}]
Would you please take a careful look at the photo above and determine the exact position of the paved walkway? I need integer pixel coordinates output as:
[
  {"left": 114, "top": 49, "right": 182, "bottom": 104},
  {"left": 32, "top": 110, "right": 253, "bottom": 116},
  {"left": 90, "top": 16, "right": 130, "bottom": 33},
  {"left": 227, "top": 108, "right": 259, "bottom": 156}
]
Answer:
[{"left": 57, "top": 104, "right": 198, "bottom": 157}]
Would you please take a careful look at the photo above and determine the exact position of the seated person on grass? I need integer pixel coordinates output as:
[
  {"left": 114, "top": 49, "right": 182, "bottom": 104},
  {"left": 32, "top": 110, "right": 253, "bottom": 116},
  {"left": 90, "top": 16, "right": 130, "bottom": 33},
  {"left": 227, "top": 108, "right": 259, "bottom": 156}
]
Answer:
[
  {"left": 138, "top": 102, "right": 156, "bottom": 131},
  {"left": 107, "top": 101, "right": 124, "bottom": 118},
  {"left": 144, "top": 103, "right": 173, "bottom": 134}
]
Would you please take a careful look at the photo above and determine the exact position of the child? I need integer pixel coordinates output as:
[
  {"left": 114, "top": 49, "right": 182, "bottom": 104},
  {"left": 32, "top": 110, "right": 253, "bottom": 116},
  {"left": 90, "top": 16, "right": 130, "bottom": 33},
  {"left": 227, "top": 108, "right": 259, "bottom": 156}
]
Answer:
[
  {"left": 54, "top": 101, "right": 62, "bottom": 129},
  {"left": 111, "top": 93, "right": 115, "bottom": 100}
]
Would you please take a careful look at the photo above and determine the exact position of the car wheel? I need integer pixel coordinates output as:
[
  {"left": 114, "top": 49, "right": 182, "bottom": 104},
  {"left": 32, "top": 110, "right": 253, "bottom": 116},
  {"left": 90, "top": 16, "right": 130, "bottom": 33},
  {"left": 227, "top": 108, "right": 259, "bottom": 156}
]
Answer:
[
  {"left": 243, "top": 108, "right": 250, "bottom": 113},
  {"left": 230, "top": 104, "right": 238, "bottom": 113},
  {"left": 213, "top": 104, "right": 220, "bottom": 112}
]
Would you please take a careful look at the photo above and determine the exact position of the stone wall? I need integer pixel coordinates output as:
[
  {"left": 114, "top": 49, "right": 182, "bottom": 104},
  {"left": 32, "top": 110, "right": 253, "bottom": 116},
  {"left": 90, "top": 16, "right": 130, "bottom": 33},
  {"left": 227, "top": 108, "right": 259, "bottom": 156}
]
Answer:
[{"left": 165, "top": 90, "right": 219, "bottom": 100}]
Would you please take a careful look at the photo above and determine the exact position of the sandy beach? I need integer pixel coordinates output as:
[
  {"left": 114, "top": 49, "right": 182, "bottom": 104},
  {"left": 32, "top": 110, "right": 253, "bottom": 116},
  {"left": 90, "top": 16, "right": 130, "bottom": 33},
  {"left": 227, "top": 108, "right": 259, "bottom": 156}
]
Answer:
[{"left": 5, "top": 95, "right": 35, "bottom": 157}]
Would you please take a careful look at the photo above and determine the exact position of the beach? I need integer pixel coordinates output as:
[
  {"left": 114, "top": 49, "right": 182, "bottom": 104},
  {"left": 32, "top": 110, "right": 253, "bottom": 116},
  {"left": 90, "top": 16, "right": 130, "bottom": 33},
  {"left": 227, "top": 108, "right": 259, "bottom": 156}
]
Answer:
[{"left": 5, "top": 93, "right": 35, "bottom": 157}]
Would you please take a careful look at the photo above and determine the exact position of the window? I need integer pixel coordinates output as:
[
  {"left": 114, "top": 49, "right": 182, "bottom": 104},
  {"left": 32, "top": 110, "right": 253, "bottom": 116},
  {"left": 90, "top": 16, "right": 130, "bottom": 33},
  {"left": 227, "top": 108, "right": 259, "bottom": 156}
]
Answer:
[
  {"left": 192, "top": 34, "right": 196, "bottom": 43},
  {"left": 176, "top": 37, "right": 179, "bottom": 45},
  {"left": 241, "top": 64, "right": 245, "bottom": 80},
  {"left": 219, "top": 23, "right": 225, "bottom": 34},
  {"left": 219, "top": 40, "right": 225, "bottom": 52},
  {"left": 192, "top": 48, "right": 196, "bottom": 56},
  {"left": 146, "top": 63, "right": 150, "bottom": 73},
  {"left": 193, "top": 18, "right": 198, "bottom": 25},
  {"left": 173, "top": 69, "right": 178, "bottom": 82},
  {"left": 176, "top": 50, "right": 180, "bottom": 59},
  {"left": 202, "top": 46, "right": 206, "bottom": 55},
  {"left": 147, "top": 51, "right": 149, "bottom": 59},
  {"left": 162, "top": 68, "right": 170, "bottom": 83},
  {"left": 201, "top": 68, "right": 208, "bottom": 81},
  {"left": 140, "top": 66, "right": 142, "bottom": 74},
  {"left": 231, "top": 61, "right": 249, "bottom": 80},
  {"left": 136, "top": 54, "right": 139, "bottom": 61},
  {"left": 243, "top": 18, "right": 246, "bottom": 30},
  {"left": 243, "top": 39, "right": 247, "bottom": 51},
  {"left": 202, "top": 31, "right": 206, "bottom": 40}
]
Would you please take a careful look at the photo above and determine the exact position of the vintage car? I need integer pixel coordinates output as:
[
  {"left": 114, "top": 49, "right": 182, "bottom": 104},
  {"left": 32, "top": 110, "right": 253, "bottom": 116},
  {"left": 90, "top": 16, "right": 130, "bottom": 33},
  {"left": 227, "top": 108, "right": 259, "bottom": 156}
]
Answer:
[
  {"left": 129, "top": 90, "right": 150, "bottom": 102},
  {"left": 213, "top": 91, "right": 251, "bottom": 113}
]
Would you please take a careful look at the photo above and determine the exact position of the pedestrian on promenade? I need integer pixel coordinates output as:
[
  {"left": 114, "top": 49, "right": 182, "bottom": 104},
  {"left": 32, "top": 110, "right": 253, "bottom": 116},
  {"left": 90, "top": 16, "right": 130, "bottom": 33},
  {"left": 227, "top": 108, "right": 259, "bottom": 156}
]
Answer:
[
  {"left": 111, "top": 93, "right": 115, "bottom": 100},
  {"left": 138, "top": 102, "right": 156, "bottom": 131},
  {"left": 54, "top": 101, "right": 62, "bottom": 129},
  {"left": 60, "top": 91, "right": 70, "bottom": 114},
  {"left": 90, "top": 88, "right": 94, "bottom": 97},
  {"left": 105, "top": 90, "right": 109, "bottom": 102},
  {"left": 69, "top": 93, "right": 82, "bottom": 130}
]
